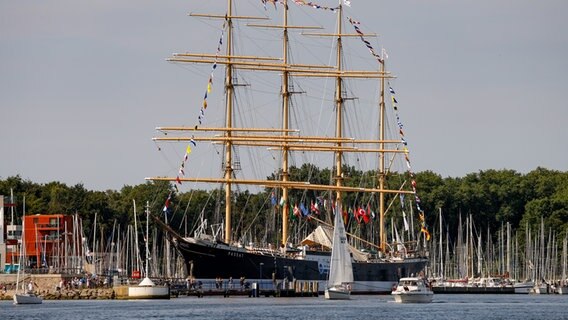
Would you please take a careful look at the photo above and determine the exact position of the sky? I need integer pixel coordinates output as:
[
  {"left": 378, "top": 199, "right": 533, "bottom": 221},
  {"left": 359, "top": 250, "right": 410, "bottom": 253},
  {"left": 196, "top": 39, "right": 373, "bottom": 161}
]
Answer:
[{"left": 1, "top": 0, "right": 567, "bottom": 192}]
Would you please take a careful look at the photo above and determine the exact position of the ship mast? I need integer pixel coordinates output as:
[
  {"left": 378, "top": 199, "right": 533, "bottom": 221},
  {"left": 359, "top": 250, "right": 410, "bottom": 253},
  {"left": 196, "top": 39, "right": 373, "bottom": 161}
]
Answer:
[
  {"left": 180, "top": 1, "right": 270, "bottom": 244},
  {"left": 247, "top": 1, "right": 324, "bottom": 246},
  {"left": 281, "top": 0, "right": 291, "bottom": 246},
  {"left": 223, "top": 0, "right": 234, "bottom": 244},
  {"left": 379, "top": 53, "right": 387, "bottom": 252},
  {"left": 334, "top": 0, "right": 344, "bottom": 214}
]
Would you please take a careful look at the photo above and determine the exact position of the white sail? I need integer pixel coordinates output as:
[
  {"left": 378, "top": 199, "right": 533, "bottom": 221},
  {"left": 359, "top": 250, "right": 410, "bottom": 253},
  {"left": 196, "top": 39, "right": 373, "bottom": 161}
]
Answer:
[{"left": 328, "top": 204, "right": 353, "bottom": 287}]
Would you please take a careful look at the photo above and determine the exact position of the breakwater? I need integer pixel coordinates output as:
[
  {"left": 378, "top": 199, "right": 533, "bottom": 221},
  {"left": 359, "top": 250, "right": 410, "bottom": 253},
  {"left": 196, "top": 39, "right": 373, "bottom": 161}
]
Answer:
[{"left": 1, "top": 288, "right": 117, "bottom": 300}]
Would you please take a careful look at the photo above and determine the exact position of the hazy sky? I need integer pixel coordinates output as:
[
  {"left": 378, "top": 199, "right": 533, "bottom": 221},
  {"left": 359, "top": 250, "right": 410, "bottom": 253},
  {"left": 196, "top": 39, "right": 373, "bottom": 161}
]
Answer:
[{"left": 1, "top": 0, "right": 567, "bottom": 191}]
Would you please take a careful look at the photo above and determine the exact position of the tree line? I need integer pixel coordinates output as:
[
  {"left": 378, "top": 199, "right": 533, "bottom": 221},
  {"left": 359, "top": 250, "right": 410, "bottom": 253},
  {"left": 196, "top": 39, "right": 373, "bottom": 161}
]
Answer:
[{"left": 1, "top": 166, "right": 567, "bottom": 246}]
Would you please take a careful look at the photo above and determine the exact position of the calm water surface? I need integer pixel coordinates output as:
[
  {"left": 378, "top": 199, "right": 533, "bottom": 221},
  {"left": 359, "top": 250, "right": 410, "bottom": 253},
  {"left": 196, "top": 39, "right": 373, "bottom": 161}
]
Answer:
[{"left": 1, "top": 294, "right": 567, "bottom": 320}]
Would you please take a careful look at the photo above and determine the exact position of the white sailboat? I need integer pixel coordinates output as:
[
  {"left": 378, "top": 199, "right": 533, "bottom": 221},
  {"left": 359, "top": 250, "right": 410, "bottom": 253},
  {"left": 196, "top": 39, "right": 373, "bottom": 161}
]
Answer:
[
  {"left": 128, "top": 201, "right": 170, "bottom": 299},
  {"left": 325, "top": 204, "right": 353, "bottom": 300},
  {"left": 13, "top": 196, "right": 42, "bottom": 305}
]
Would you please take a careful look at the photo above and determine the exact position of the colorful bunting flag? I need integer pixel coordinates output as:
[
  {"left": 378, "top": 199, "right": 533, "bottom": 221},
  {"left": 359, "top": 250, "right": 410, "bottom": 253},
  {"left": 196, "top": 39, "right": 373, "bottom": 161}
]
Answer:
[
  {"left": 292, "top": 0, "right": 340, "bottom": 12},
  {"left": 300, "top": 203, "right": 309, "bottom": 216},
  {"left": 158, "top": 18, "right": 229, "bottom": 209},
  {"left": 348, "top": 17, "right": 383, "bottom": 64},
  {"left": 290, "top": 205, "right": 297, "bottom": 221},
  {"left": 310, "top": 200, "right": 320, "bottom": 215},
  {"left": 388, "top": 82, "right": 430, "bottom": 240},
  {"left": 293, "top": 203, "right": 301, "bottom": 218},
  {"left": 163, "top": 192, "right": 172, "bottom": 214},
  {"left": 362, "top": 209, "right": 370, "bottom": 224}
]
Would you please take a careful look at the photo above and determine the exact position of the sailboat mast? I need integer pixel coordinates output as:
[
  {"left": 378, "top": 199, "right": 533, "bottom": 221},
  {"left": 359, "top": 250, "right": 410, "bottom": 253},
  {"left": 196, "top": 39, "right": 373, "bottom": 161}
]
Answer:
[
  {"left": 10, "top": 188, "right": 14, "bottom": 226},
  {"left": 145, "top": 201, "right": 150, "bottom": 278},
  {"left": 224, "top": 0, "right": 234, "bottom": 244},
  {"left": 16, "top": 196, "right": 25, "bottom": 292},
  {"left": 507, "top": 222, "right": 511, "bottom": 276},
  {"left": 281, "top": 0, "right": 290, "bottom": 246},
  {"left": 439, "top": 208, "right": 443, "bottom": 278},
  {"left": 562, "top": 236, "right": 567, "bottom": 283},
  {"left": 334, "top": 0, "right": 344, "bottom": 210},
  {"left": 93, "top": 211, "right": 97, "bottom": 275},
  {"left": 133, "top": 200, "right": 140, "bottom": 273}
]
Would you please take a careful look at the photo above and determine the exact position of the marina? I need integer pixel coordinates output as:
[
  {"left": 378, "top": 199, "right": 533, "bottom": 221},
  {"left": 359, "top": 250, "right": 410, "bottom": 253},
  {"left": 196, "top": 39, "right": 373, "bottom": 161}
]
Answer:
[
  {"left": 2, "top": 0, "right": 568, "bottom": 314},
  {"left": 431, "top": 285, "right": 514, "bottom": 295}
]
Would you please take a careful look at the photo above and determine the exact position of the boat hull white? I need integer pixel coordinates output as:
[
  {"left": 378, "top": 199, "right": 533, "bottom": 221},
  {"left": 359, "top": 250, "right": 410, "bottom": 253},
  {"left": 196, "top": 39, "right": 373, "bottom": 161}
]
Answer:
[
  {"left": 128, "top": 279, "right": 170, "bottom": 300},
  {"left": 392, "top": 277, "right": 433, "bottom": 303},
  {"left": 392, "top": 292, "right": 433, "bottom": 303},
  {"left": 514, "top": 281, "right": 534, "bottom": 294},
  {"left": 128, "top": 286, "right": 170, "bottom": 299},
  {"left": 13, "top": 293, "right": 43, "bottom": 305},
  {"left": 529, "top": 284, "right": 549, "bottom": 294},
  {"left": 324, "top": 287, "right": 351, "bottom": 300}
]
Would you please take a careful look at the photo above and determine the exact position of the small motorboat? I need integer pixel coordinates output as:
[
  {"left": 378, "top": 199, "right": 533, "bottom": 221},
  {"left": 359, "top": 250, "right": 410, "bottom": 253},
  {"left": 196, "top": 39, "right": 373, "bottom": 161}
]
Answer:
[{"left": 391, "top": 277, "right": 433, "bottom": 303}]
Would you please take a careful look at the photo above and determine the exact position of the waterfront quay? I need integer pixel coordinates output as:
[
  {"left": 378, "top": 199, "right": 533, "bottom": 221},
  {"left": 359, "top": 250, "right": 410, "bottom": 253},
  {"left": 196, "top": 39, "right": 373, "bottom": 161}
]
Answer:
[{"left": 0, "top": 273, "right": 319, "bottom": 300}]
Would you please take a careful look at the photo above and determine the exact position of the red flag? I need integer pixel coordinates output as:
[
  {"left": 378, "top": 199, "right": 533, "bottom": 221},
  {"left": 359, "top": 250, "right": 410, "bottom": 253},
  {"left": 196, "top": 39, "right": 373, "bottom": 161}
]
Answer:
[
  {"left": 293, "top": 204, "right": 301, "bottom": 217},
  {"left": 357, "top": 207, "right": 366, "bottom": 223},
  {"left": 163, "top": 193, "right": 172, "bottom": 214},
  {"left": 310, "top": 201, "right": 320, "bottom": 215},
  {"left": 362, "top": 207, "right": 370, "bottom": 224}
]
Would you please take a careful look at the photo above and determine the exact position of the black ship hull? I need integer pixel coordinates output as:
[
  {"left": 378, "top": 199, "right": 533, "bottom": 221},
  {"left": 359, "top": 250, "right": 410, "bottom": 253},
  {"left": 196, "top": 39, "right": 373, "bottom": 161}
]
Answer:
[{"left": 175, "top": 237, "right": 428, "bottom": 294}]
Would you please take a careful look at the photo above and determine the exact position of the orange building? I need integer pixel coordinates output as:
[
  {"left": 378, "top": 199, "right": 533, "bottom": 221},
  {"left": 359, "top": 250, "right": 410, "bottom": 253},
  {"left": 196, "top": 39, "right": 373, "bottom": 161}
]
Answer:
[{"left": 23, "top": 214, "right": 75, "bottom": 269}]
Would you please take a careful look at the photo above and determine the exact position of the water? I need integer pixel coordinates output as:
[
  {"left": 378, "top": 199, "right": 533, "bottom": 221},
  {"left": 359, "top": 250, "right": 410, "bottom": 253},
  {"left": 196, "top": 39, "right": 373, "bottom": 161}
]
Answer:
[{"left": 1, "top": 294, "right": 567, "bottom": 320}]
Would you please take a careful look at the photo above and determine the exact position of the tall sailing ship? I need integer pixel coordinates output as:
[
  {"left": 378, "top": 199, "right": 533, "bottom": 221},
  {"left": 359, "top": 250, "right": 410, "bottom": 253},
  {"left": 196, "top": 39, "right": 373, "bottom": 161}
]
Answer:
[{"left": 148, "top": 0, "right": 429, "bottom": 294}]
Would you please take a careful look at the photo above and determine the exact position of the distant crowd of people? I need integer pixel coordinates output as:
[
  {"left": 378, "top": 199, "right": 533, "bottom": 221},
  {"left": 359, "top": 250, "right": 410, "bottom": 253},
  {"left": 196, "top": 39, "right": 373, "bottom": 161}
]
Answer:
[
  {"left": 55, "top": 273, "right": 112, "bottom": 291},
  {"left": 186, "top": 276, "right": 250, "bottom": 291}
]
